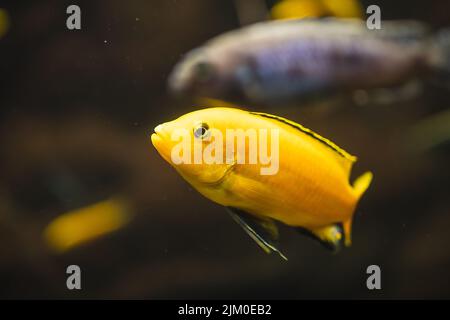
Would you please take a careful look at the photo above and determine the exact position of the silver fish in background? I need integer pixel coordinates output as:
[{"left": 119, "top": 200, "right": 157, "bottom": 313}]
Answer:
[{"left": 169, "top": 18, "right": 450, "bottom": 106}]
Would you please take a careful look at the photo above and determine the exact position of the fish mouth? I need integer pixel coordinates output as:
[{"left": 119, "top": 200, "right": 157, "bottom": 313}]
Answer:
[
  {"left": 168, "top": 60, "right": 192, "bottom": 96},
  {"left": 150, "top": 132, "right": 162, "bottom": 145},
  {"left": 150, "top": 124, "right": 165, "bottom": 148},
  {"left": 151, "top": 124, "right": 171, "bottom": 163}
]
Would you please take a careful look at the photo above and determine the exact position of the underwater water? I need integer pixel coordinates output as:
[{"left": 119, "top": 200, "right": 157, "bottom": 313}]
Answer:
[{"left": 0, "top": 0, "right": 449, "bottom": 299}]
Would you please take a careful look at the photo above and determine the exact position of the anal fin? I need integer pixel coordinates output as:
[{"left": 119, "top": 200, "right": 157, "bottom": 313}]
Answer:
[
  {"left": 227, "top": 207, "right": 288, "bottom": 261},
  {"left": 296, "top": 223, "right": 345, "bottom": 253}
]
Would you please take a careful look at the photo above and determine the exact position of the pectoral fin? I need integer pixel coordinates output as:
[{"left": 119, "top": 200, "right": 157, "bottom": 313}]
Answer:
[
  {"left": 227, "top": 207, "right": 288, "bottom": 261},
  {"left": 296, "top": 223, "right": 345, "bottom": 253}
]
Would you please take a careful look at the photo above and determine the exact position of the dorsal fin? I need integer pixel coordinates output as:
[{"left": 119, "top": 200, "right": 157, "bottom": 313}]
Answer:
[{"left": 250, "top": 111, "right": 357, "bottom": 162}]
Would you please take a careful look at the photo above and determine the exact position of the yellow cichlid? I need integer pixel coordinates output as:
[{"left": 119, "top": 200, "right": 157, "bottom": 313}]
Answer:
[
  {"left": 43, "top": 197, "right": 131, "bottom": 253},
  {"left": 151, "top": 107, "right": 372, "bottom": 259},
  {"left": 271, "top": 0, "right": 363, "bottom": 20}
]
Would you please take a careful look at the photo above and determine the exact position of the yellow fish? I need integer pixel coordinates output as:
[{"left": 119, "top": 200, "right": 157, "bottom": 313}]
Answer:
[
  {"left": 151, "top": 107, "right": 372, "bottom": 259},
  {"left": 44, "top": 197, "right": 131, "bottom": 253},
  {"left": 271, "top": 0, "right": 363, "bottom": 20}
]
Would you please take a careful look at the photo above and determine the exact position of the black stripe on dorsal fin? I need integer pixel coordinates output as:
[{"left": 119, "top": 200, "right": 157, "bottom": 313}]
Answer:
[{"left": 250, "top": 111, "right": 357, "bottom": 162}]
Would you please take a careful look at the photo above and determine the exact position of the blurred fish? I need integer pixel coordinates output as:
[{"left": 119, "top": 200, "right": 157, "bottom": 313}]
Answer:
[
  {"left": 169, "top": 18, "right": 450, "bottom": 107},
  {"left": 151, "top": 107, "right": 372, "bottom": 259},
  {"left": 44, "top": 197, "right": 131, "bottom": 253},
  {"left": 271, "top": 0, "right": 363, "bottom": 20},
  {"left": 320, "top": 0, "right": 363, "bottom": 19}
]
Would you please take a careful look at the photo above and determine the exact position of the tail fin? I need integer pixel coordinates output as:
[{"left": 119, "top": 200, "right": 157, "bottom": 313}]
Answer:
[{"left": 343, "top": 171, "right": 373, "bottom": 246}]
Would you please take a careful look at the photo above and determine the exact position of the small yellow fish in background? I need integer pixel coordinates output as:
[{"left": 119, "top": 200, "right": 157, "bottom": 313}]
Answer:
[
  {"left": 0, "top": 8, "right": 10, "bottom": 38},
  {"left": 151, "top": 107, "right": 372, "bottom": 259},
  {"left": 43, "top": 197, "right": 131, "bottom": 253},
  {"left": 321, "top": 0, "right": 363, "bottom": 18},
  {"left": 271, "top": 0, "right": 363, "bottom": 20}
]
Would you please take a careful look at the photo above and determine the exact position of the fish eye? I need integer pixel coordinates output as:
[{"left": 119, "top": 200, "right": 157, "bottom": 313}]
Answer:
[
  {"left": 193, "top": 122, "right": 210, "bottom": 139},
  {"left": 194, "top": 62, "right": 215, "bottom": 82}
]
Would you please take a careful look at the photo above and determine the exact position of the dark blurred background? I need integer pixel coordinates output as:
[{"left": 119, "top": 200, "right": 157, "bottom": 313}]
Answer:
[{"left": 0, "top": 0, "right": 449, "bottom": 299}]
